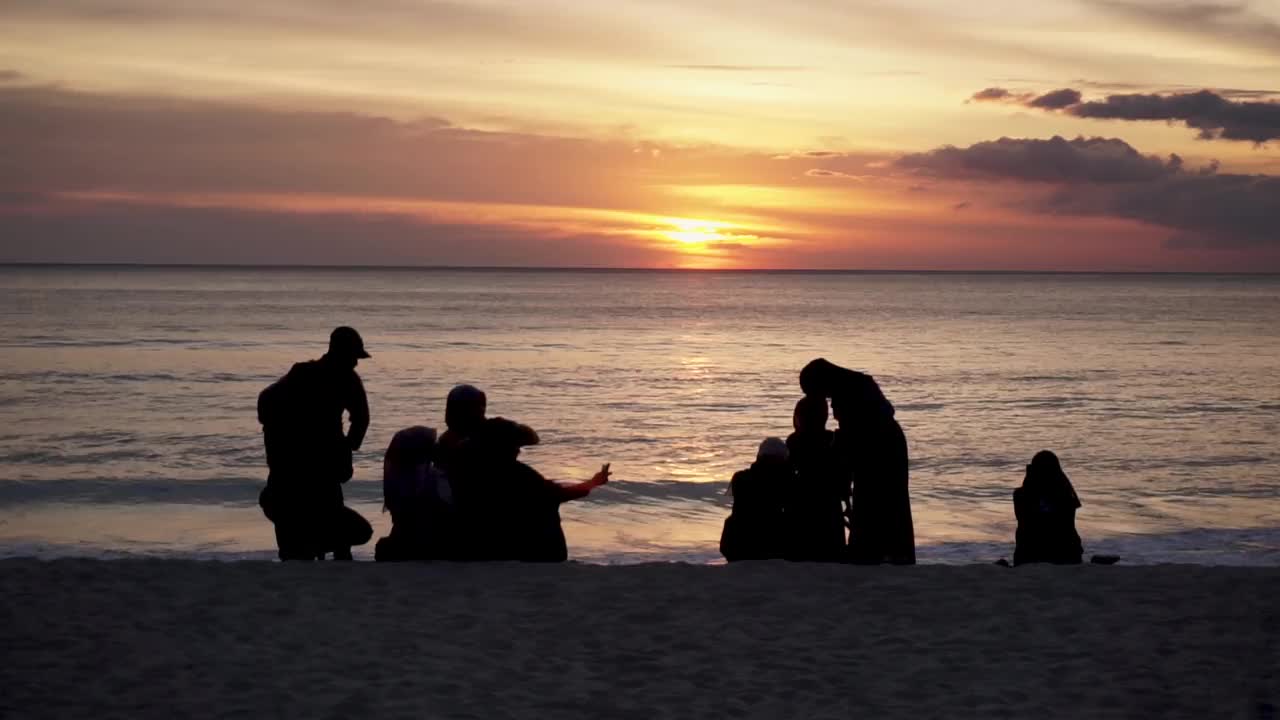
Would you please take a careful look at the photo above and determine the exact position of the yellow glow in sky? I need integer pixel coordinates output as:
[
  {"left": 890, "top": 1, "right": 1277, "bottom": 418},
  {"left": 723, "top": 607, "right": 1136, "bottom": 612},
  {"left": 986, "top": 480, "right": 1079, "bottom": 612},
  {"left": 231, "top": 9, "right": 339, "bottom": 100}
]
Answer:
[{"left": 663, "top": 219, "right": 732, "bottom": 245}]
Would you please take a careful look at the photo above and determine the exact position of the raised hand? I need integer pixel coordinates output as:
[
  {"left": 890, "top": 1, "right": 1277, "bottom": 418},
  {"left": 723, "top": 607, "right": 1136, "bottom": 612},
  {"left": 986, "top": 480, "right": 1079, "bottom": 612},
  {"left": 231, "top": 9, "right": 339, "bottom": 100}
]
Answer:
[{"left": 590, "top": 463, "right": 612, "bottom": 488}]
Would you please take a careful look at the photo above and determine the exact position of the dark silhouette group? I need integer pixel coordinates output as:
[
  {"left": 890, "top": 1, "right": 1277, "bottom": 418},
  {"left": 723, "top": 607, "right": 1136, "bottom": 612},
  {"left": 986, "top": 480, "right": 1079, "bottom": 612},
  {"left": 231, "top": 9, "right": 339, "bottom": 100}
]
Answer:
[
  {"left": 257, "top": 328, "right": 1090, "bottom": 566},
  {"left": 374, "top": 385, "right": 609, "bottom": 562},
  {"left": 721, "top": 358, "right": 916, "bottom": 564},
  {"left": 257, "top": 328, "right": 608, "bottom": 562}
]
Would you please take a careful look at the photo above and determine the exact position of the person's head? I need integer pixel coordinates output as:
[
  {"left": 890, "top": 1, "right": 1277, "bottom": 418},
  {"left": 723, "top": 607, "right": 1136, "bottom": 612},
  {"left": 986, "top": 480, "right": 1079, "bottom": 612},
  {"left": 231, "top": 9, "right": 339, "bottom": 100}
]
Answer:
[
  {"left": 831, "top": 374, "right": 894, "bottom": 429},
  {"left": 1024, "top": 450, "right": 1079, "bottom": 508},
  {"left": 756, "top": 436, "right": 789, "bottom": 467},
  {"left": 445, "top": 384, "right": 487, "bottom": 434},
  {"left": 1028, "top": 450, "right": 1063, "bottom": 477},
  {"left": 476, "top": 417, "right": 539, "bottom": 461},
  {"left": 386, "top": 426, "right": 437, "bottom": 466},
  {"left": 793, "top": 395, "right": 829, "bottom": 433},
  {"left": 325, "top": 326, "right": 370, "bottom": 369},
  {"left": 798, "top": 358, "right": 833, "bottom": 397}
]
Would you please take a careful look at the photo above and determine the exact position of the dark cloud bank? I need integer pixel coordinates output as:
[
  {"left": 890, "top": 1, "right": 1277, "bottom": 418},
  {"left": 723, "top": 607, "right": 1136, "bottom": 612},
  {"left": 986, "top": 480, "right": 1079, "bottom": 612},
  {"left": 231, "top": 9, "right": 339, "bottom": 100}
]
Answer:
[
  {"left": 898, "top": 135, "right": 1279, "bottom": 248},
  {"left": 2, "top": 83, "right": 1278, "bottom": 265},
  {"left": 971, "top": 86, "right": 1280, "bottom": 143}
]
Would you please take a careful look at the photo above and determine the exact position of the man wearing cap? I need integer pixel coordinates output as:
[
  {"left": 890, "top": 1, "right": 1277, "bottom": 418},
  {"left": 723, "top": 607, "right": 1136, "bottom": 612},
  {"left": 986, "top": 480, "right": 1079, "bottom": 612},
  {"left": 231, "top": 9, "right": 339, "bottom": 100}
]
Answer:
[{"left": 257, "top": 326, "right": 374, "bottom": 560}]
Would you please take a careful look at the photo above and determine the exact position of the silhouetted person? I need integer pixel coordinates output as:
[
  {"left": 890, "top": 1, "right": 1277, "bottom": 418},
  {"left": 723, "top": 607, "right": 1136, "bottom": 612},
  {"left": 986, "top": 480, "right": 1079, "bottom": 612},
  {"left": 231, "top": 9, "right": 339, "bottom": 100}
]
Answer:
[
  {"left": 720, "top": 437, "right": 790, "bottom": 562},
  {"left": 785, "top": 396, "right": 846, "bottom": 562},
  {"left": 257, "top": 326, "right": 374, "bottom": 560},
  {"left": 801, "top": 358, "right": 915, "bottom": 565},
  {"left": 1013, "top": 450, "right": 1083, "bottom": 566},
  {"left": 437, "top": 384, "right": 487, "bottom": 477},
  {"left": 462, "top": 417, "right": 610, "bottom": 562},
  {"left": 375, "top": 426, "right": 457, "bottom": 561}
]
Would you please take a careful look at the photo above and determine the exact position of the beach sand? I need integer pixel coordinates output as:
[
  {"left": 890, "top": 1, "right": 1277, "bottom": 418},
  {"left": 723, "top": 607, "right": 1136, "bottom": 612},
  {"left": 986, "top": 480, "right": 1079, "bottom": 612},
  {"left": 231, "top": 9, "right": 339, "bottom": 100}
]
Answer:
[{"left": 1, "top": 559, "right": 1276, "bottom": 719}]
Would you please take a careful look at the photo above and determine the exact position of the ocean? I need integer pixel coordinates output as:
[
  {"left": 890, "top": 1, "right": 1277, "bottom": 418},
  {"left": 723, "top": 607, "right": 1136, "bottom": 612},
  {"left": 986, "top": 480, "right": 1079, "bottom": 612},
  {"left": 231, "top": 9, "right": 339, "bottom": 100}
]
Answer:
[{"left": 1, "top": 266, "right": 1278, "bottom": 564}]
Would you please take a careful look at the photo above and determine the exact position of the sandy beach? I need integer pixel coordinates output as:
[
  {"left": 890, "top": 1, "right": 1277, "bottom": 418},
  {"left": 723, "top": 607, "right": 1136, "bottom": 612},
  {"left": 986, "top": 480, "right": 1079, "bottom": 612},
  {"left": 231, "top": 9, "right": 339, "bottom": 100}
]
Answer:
[{"left": 1, "top": 559, "right": 1276, "bottom": 719}]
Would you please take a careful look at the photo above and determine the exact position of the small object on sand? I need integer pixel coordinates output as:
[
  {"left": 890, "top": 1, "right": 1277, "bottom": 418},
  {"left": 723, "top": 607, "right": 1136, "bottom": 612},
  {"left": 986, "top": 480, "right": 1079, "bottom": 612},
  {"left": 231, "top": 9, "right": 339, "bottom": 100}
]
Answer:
[{"left": 1090, "top": 554, "right": 1121, "bottom": 565}]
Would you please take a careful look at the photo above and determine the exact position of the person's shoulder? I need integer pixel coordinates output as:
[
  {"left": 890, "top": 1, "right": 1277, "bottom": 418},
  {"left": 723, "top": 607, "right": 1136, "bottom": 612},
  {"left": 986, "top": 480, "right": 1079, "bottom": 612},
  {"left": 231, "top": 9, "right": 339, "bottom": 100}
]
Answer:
[
  {"left": 513, "top": 460, "right": 546, "bottom": 482},
  {"left": 286, "top": 360, "right": 314, "bottom": 376},
  {"left": 326, "top": 365, "right": 363, "bottom": 390},
  {"left": 513, "top": 462, "right": 557, "bottom": 495},
  {"left": 286, "top": 359, "right": 329, "bottom": 383}
]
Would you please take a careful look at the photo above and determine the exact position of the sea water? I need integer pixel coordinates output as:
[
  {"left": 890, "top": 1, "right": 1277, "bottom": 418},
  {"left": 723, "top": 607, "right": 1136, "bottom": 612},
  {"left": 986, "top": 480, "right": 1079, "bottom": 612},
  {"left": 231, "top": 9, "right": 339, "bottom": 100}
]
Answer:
[{"left": 1, "top": 266, "right": 1278, "bottom": 564}]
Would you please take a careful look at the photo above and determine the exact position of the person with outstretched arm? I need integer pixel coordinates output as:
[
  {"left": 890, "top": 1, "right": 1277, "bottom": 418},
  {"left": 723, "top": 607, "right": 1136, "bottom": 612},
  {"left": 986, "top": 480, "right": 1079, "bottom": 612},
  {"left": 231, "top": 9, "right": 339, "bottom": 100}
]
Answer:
[{"left": 460, "top": 417, "right": 610, "bottom": 562}]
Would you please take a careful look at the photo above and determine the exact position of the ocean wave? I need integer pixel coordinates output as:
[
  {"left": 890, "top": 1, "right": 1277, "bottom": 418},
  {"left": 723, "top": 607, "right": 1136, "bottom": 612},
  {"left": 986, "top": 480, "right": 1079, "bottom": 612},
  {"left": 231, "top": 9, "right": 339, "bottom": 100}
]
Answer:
[
  {"left": 0, "top": 478, "right": 278, "bottom": 507},
  {"left": 897, "top": 402, "right": 946, "bottom": 412},
  {"left": 0, "top": 477, "right": 733, "bottom": 508},
  {"left": 0, "top": 370, "right": 273, "bottom": 385}
]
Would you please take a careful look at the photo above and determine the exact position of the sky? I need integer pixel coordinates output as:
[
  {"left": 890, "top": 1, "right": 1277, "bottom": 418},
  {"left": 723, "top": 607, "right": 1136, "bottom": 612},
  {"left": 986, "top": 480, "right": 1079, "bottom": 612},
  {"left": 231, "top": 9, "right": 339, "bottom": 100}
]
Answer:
[{"left": 2, "top": 0, "right": 1279, "bottom": 270}]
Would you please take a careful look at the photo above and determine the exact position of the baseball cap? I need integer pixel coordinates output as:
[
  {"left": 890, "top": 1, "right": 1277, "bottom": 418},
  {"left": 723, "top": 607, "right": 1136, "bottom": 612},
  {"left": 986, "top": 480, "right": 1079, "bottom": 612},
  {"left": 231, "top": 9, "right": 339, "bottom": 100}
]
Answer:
[{"left": 329, "top": 326, "right": 371, "bottom": 359}]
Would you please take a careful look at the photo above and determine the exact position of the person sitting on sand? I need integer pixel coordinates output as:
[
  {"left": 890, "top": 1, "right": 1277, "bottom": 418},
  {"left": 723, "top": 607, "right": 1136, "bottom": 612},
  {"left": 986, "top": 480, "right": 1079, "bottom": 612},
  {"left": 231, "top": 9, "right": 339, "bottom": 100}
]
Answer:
[
  {"left": 1013, "top": 450, "right": 1083, "bottom": 566},
  {"left": 460, "top": 417, "right": 610, "bottom": 562},
  {"left": 257, "top": 326, "right": 375, "bottom": 561},
  {"left": 784, "top": 396, "right": 847, "bottom": 562},
  {"left": 375, "top": 426, "right": 457, "bottom": 562},
  {"left": 720, "top": 437, "right": 790, "bottom": 563},
  {"left": 437, "top": 384, "right": 487, "bottom": 476},
  {"left": 801, "top": 358, "right": 915, "bottom": 565}
]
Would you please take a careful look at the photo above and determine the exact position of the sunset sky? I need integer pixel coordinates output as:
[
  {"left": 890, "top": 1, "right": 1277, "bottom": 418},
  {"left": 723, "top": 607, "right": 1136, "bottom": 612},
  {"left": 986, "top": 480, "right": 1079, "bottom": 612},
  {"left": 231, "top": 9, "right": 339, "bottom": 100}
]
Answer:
[{"left": 2, "top": 0, "right": 1279, "bottom": 270}]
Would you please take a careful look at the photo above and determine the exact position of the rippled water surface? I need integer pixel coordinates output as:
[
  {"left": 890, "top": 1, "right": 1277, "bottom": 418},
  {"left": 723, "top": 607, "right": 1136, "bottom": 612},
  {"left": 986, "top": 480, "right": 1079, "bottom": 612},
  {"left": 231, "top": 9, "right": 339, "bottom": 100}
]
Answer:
[{"left": 1, "top": 266, "right": 1278, "bottom": 563}]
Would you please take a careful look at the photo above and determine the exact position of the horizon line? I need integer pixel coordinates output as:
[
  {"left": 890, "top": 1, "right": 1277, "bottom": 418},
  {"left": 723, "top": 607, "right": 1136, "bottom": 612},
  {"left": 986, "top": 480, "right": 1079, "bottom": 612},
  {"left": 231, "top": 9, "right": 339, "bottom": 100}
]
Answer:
[{"left": 2, "top": 262, "right": 1279, "bottom": 276}]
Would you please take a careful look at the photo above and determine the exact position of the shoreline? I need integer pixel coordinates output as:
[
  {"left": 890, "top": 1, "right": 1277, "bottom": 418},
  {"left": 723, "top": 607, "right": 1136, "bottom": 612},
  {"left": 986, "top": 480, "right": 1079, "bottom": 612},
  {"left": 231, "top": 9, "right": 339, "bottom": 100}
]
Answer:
[{"left": 3, "top": 559, "right": 1276, "bottom": 719}]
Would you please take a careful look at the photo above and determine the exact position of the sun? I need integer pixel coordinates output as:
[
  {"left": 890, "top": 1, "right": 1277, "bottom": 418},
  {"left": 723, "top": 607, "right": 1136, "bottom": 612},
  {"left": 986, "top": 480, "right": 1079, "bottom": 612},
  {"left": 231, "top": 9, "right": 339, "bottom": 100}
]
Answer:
[{"left": 662, "top": 219, "right": 729, "bottom": 245}]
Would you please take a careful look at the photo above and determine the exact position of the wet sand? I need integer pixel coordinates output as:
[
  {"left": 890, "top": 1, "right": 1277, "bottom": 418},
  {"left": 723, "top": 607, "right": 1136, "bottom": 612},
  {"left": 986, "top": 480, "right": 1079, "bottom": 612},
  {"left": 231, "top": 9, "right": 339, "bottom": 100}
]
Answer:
[{"left": 1, "top": 559, "right": 1276, "bottom": 719}]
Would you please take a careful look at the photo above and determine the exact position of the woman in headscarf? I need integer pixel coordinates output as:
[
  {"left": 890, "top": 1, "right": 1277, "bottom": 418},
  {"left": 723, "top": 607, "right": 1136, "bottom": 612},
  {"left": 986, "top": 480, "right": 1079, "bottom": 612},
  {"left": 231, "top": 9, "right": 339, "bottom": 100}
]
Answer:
[
  {"left": 784, "top": 397, "right": 846, "bottom": 562},
  {"left": 720, "top": 437, "right": 791, "bottom": 562},
  {"left": 376, "top": 425, "right": 456, "bottom": 561},
  {"left": 1013, "top": 450, "right": 1083, "bottom": 566},
  {"left": 801, "top": 358, "right": 915, "bottom": 565}
]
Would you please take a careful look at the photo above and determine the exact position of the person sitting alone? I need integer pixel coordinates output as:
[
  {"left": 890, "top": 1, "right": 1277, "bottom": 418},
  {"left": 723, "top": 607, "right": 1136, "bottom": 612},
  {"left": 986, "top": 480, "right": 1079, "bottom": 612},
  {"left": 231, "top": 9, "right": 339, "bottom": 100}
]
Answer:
[
  {"left": 375, "top": 426, "right": 456, "bottom": 562},
  {"left": 720, "top": 437, "right": 790, "bottom": 562},
  {"left": 464, "top": 417, "right": 610, "bottom": 562},
  {"left": 785, "top": 396, "right": 847, "bottom": 562},
  {"left": 1013, "top": 450, "right": 1083, "bottom": 566}
]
